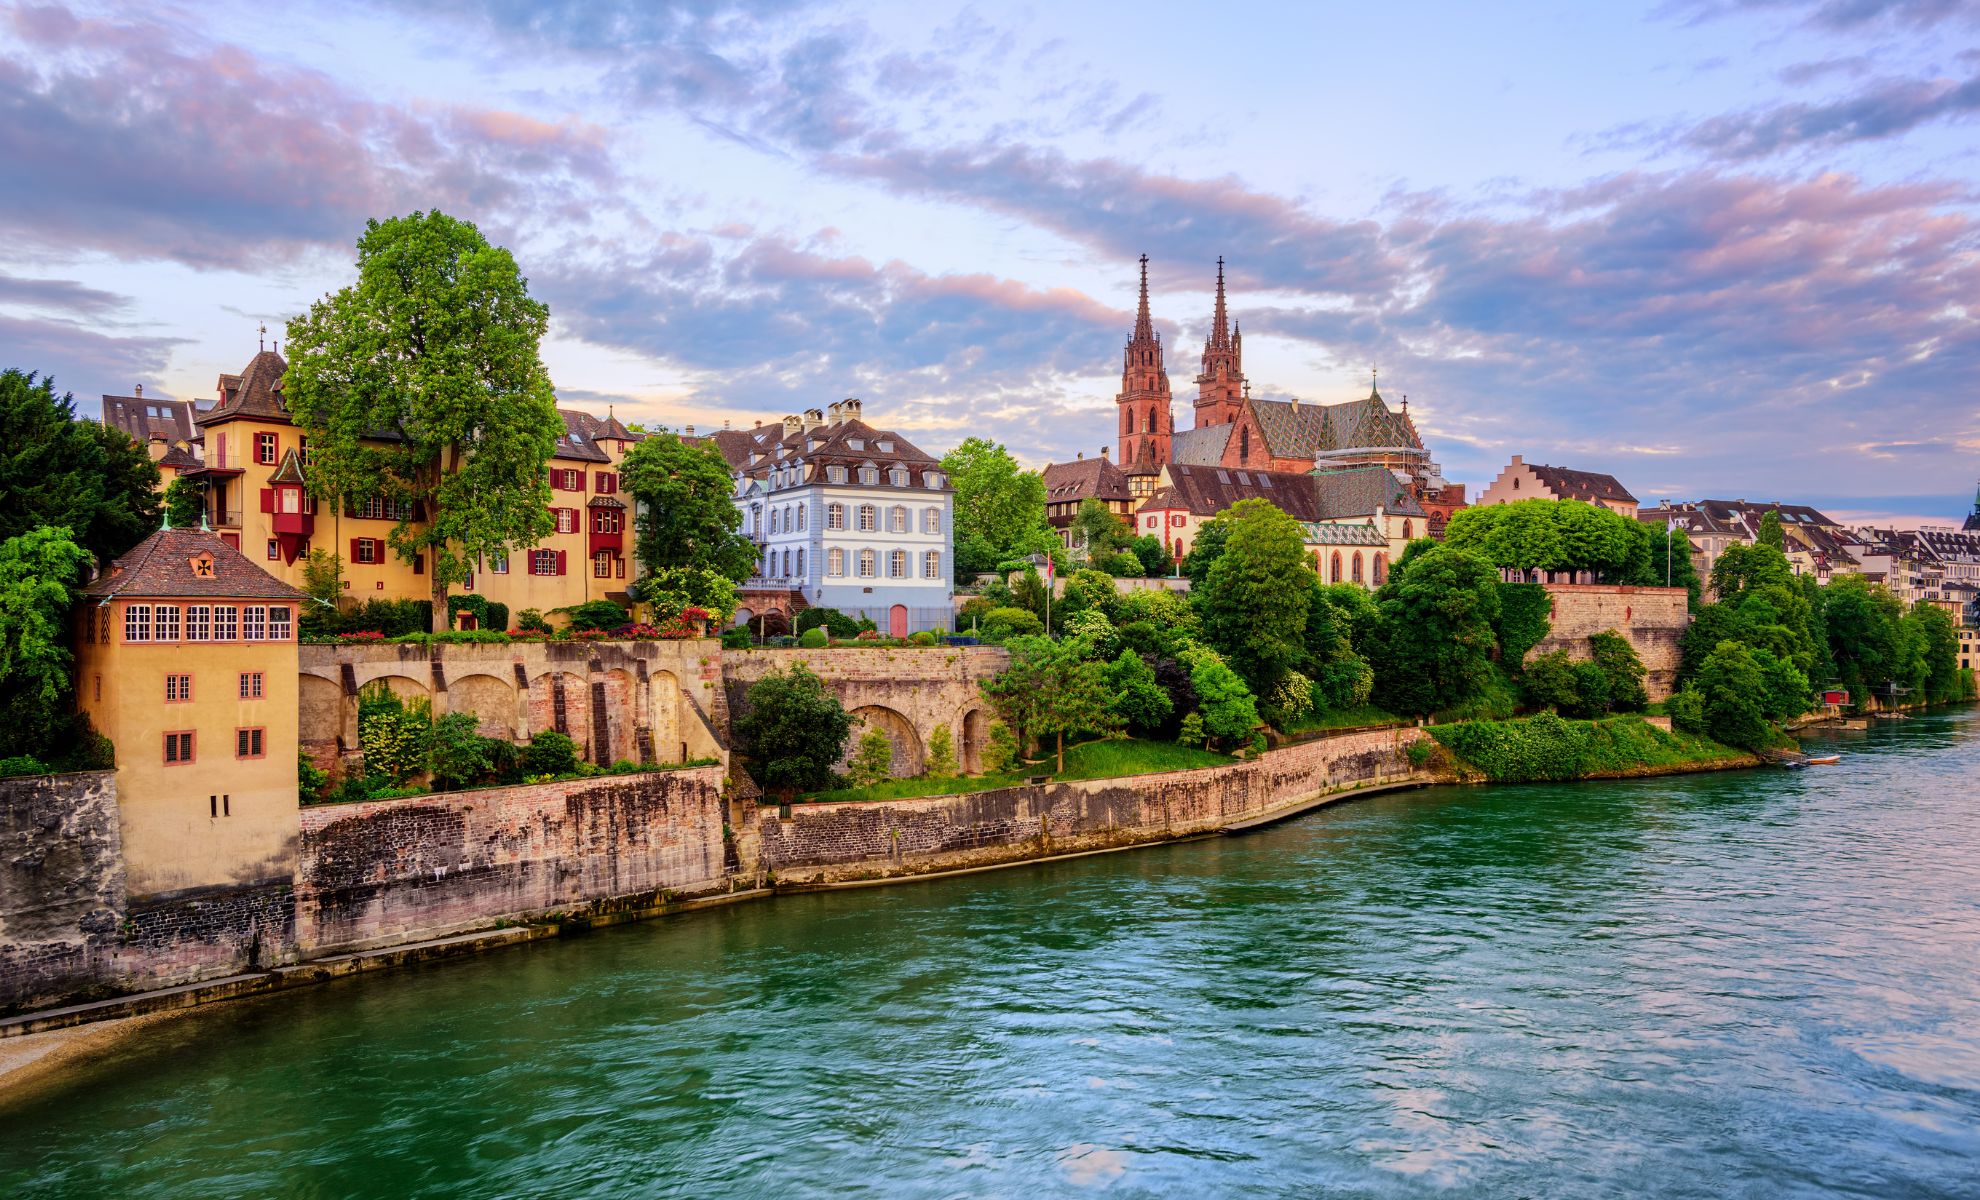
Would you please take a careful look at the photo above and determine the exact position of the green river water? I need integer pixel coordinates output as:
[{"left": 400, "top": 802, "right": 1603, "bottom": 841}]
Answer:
[{"left": 2, "top": 708, "right": 1977, "bottom": 1198}]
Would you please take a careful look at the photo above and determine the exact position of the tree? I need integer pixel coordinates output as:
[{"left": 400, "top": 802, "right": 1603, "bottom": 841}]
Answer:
[
  {"left": 942, "top": 437, "right": 1054, "bottom": 564},
  {"left": 1587, "top": 631, "right": 1648, "bottom": 711},
  {"left": 1181, "top": 646, "right": 1260, "bottom": 747},
  {"left": 1656, "top": 526, "right": 1703, "bottom": 606},
  {"left": 284, "top": 212, "right": 561, "bottom": 633},
  {"left": 1367, "top": 543, "right": 1503, "bottom": 717},
  {"left": 0, "top": 527, "right": 92, "bottom": 758},
  {"left": 620, "top": 431, "right": 758, "bottom": 583},
  {"left": 1009, "top": 567, "right": 1049, "bottom": 621},
  {"left": 640, "top": 564, "right": 739, "bottom": 623},
  {"left": 426, "top": 712, "right": 493, "bottom": 791},
  {"left": 1058, "top": 568, "right": 1118, "bottom": 623},
  {"left": 925, "top": 724, "right": 959, "bottom": 779},
  {"left": 1103, "top": 650, "right": 1172, "bottom": 734},
  {"left": 734, "top": 664, "right": 855, "bottom": 804},
  {"left": 0, "top": 370, "right": 160, "bottom": 566},
  {"left": 1493, "top": 582, "right": 1552, "bottom": 667},
  {"left": 1696, "top": 639, "right": 1771, "bottom": 750},
  {"left": 1305, "top": 580, "right": 1377, "bottom": 712},
  {"left": 1521, "top": 650, "right": 1583, "bottom": 714},
  {"left": 1196, "top": 499, "right": 1311, "bottom": 699},
  {"left": 163, "top": 476, "right": 205, "bottom": 530},
  {"left": 1757, "top": 509, "right": 1785, "bottom": 550},
  {"left": 1070, "top": 498, "right": 1130, "bottom": 560},
  {"left": 1180, "top": 518, "right": 1232, "bottom": 587},
  {"left": 981, "top": 636, "right": 1118, "bottom": 770},
  {"left": 1818, "top": 574, "right": 1904, "bottom": 703},
  {"left": 1905, "top": 602, "right": 1963, "bottom": 704},
  {"left": 978, "top": 635, "right": 1056, "bottom": 759},
  {"left": 1129, "top": 535, "right": 1172, "bottom": 577},
  {"left": 849, "top": 728, "right": 896, "bottom": 787}
]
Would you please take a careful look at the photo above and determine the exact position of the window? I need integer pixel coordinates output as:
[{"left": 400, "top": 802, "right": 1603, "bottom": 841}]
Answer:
[
  {"left": 266, "top": 538, "right": 280, "bottom": 561},
  {"left": 1352, "top": 553, "right": 1364, "bottom": 584},
  {"left": 268, "top": 606, "right": 291, "bottom": 640},
  {"left": 922, "top": 507, "right": 940, "bottom": 534},
  {"left": 235, "top": 728, "right": 265, "bottom": 760},
  {"left": 490, "top": 554, "right": 509, "bottom": 574},
  {"left": 925, "top": 472, "right": 943, "bottom": 489},
  {"left": 858, "top": 504, "right": 876, "bottom": 532},
  {"left": 783, "top": 549, "right": 793, "bottom": 576},
  {"left": 256, "top": 432, "right": 277, "bottom": 464},
  {"left": 769, "top": 508, "right": 780, "bottom": 535},
  {"left": 796, "top": 549, "right": 805, "bottom": 577},
  {"left": 555, "top": 508, "right": 578, "bottom": 534},
  {"left": 828, "top": 503, "right": 846, "bottom": 530},
  {"left": 153, "top": 604, "right": 181, "bottom": 642},
  {"left": 299, "top": 437, "right": 311, "bottom": 465},
  {"left": 213, "top": 606, "right": 238, "bottom": 641},
  {"left": 242, "top": 606, "right": 267, "bottom": 640},
  {"left": 550, "top": 467, "right": 583, "bottom": 490},
  {"left": 878, "top": 440, "right": 894, "bottom": 453},
  {"left": 351, "top": 496, "right": 416, "bottom": 521},
  {"left": 1331, "top": 552, "right": 1343, "bottom": 583},
  {"left": 594, "top": 551, "right": 613, "bottom": 578},
  {"left": 889, "top": 505, "right": 908, "bottom": 533},
  {"left": 165, "top": 674, "right": 192, "bottom": 702},
  {"left": 1402, "top": 519, "right": 1413, "bottom": 539},
  {"left": 859, "top": 467, "right": 878, "bottom": 485},
  {"left": 352, "top": 538, "right": 379, "bottom": 564},
  {"left": 531, "top": 549, "right": 563, "bottom": 576},
  {"left": 889, "top": 549, "right": 907, "bottom": 578},
  {"left": 889, "top": 469, "right": 907, "bottom": 487},
  {"left": 750, "top": 505, "right": 761, "bottom": 537},
  {"left": 858, "top": 549, "right": 876, "bottom": 577},
  {"left": 186, "top": 605, "right": 212, "bottom": 642},
  {"left": 923, "top": 550, "right": 941, "bottom": 578},
  {"left": 593, "top": 509, "right": 622, "bottom": 534},
  {"left": 164, "top": 731, "right": 195, "bottom": 765},
  {"left": 848, "top": 439, "right": 865, "bottom": 451},
  {"left": 239, "top": 672, "right": 264, "bottom": 699},
  {"left": 829, "top": 548, "right": 846, "bottom": 576},
  {"left": 1373, "top": 554, "right": 1387, "bottom": 585},
  {"left": 595, "top": 471, "right": 618, "bottom": 494},
  {"left": 1239, "top": 426, "right": 1249, "bottom": 461},
  {"left": 827, "top": 466, "right": 848, "bottom": 484},
  {"left": 209, "top": 794, "right": 231, "bottom": 818},
  {"left": 797, "top": 504, "right": 807, "bottom": 531}
]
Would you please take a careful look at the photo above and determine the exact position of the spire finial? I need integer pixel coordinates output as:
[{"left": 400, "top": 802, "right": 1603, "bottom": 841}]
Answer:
[
  {"left": 259, "top": 322, "right": 267, "bottom": 351},
  {"left": 1131, "top": 253, "right": 1155, "bottom": 343},
  {"left": 1212, "top": 257, "right": 1229, "bottom": 348}
]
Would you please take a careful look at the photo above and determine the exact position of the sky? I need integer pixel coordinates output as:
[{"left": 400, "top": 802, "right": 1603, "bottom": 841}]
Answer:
[{"left": 2, "top": 0, "right": 1977, "bottom": 526}]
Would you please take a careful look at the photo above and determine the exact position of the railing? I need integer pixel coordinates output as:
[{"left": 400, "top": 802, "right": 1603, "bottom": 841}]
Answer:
[{"left": 210, "top": 508, "right": 244, "bottom": 528}]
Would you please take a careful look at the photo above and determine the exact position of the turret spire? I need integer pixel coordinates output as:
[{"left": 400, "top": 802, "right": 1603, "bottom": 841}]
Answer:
[
  {"left": 1133, "top": 253, "right": 1154, "bottom": 342},
  {"left": 1211, "top": 256, "right": 1229, "bottom": 349},
  {"left": 1194, "top": 257, "right": 1243, "bottom": 424},
  {"left": 1117, "top": 255, "right": 1172, "bottom": 471}
]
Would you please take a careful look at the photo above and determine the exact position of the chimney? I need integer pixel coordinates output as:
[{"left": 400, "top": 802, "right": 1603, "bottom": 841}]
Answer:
[
  {"left": 1511, "top": 454, "right": 1523, "bottom": 466},
  {"left": 1100, "top": 446, "right": 1109, "bottom": 459},
  {"left": 1076, "top": 451, "right": 1084, "bottom": 460},
  {"left": 685, "top": 425, "right": 695, "bottom": 437},
  {"left": 842, "top": 397, "right": 862, "bottom": 421},
  {"left": 134, "top": 383, "right": 143, "bottom": 399},
  {"left": 781, "top": 414, "right": 803, "bottom": 437},
  {"left": 1289, "top": 395, "right": 1299, "bottom": 412},
  {"left": 803, "top": 407, "right": 825, "bottom": 432}
]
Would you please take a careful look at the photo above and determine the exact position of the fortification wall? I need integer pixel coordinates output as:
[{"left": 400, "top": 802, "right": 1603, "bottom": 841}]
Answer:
[
  {"left": 746, "top": 727, "right": 1424, "bottom": 882},
  {"left": 1528, "top": 584, "right": 1689, "bottom": 701},
  {"left": 294, "top": 766, "right": 728, "bottom": 953}
]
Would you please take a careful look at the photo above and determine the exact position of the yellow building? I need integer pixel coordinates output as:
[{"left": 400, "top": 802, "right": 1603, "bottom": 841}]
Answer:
[
  {"left": 175, "top": 346, "right": 641, "bottom": 625},
  {"left": 76, "top": 528, "right": 303, "bottom": 899}
]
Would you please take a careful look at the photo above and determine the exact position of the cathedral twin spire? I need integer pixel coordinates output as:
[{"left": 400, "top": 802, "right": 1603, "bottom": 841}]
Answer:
[{"left": 1117, "top": 255, "right": 1249, "bottom": 468}]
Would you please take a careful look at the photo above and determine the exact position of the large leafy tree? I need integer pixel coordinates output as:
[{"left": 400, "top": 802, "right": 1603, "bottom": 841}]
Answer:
[
  {"left": 620, "top": 431, "right": 756, "bottom": 584},
  {"left": 980, "top": 635, "right": 1120, "bottom": 770},
  {"left": 1905, "top": 602, "right": 1963, "bottom": 704},
  {"left": 0, "top": 527, "right": 92, "bottom": 759},
  {"left": 1304, "top": 580, "right": 1376, "bottom": 712},
  {"left": 285, "top": 212, "right": 560, "bottom": 633},
  {"left": 1196, "top": 499, "right": 1312, "bottom": 701},
  {"left": 734, "top": 665, "right": 855, "bottom": 804},
  {"left": 1069, "top": 498, "right": 1130, "bottom": 559},
  {"left": 1367, "top": 542, "right": 1503, "bottom": 717},
  {"left": 0, "top": 369, "right": 159, "bottom": 566},
  {"left": 941, "top": 437, "right": 1054, "bottom": 574}
]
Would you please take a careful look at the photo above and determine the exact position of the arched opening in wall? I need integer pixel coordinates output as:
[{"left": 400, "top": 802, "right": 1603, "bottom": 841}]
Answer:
[
  {"left": 527, "top": 671, "right": 594, "bottom": 759},
  {"left": 450, "top": 673, "right": 516, "bottom": 740},
  {"left": 847, "top": 705, "right": 923, "bottom": 778},
  {"left": 299, "top": 673, "right": 344, "bottom": 752},
  {"left": 960, "top": 707, "right": 987, "bottom": 775},
  {"left": 733, "top": 607, "right": 755, "bottom": 628},
  {"left": 649, "top": 669, "right": 682, "bottom": 762},
  {"left": 366, "top": 674, "right": 430, "bottom": 706},
  {"left": 757, "top": 610, "right": 791, "bottom": 637},
  {"left": 603, "top": 668, "right": 637, "bottom": 764},
  {"left": 889, "top": 605, "right": 909, "bottom": 639}
]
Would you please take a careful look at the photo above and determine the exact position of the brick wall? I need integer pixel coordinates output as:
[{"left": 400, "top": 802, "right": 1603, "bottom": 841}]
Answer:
[
  {"left": 1528, "top": 584, "right": 1690, "bottom": 701},
  {"left": 749, "top": 727, "right": 1424, "bottom": 881},
  {"left": 0, "top": 772, "right": 123, "bottom": 1011},
  {"left": 295, "top": 766, "right": 728, "bottom": 953}
]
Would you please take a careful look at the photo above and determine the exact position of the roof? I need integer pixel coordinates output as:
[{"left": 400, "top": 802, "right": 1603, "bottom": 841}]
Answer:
[
  {"left": 725, "top": 413, "right": 948, "bottom": 493},
  {"left": 1644, "top": 500, "right": 1859, "bottom": 566},
  {"left": 1312, "top": 466, "right": 1426, "bottom": 520},
  {"left": 1169, "top": 424, "right": 1233, "bottom": 466},
  {"left": 199, "top": 349, "right": 289, "bottom": 425},
  {"left": 81, "top": 527, "right": 306, "bottom": 601},
  {"left": 1301, "top": 522, "right": 1389, "bottom": 547},
  {"left": 1042, "top": 457, "right": 1130, "bottom": 506},
  {"left": 267, "top": 447, "right": 307, "bottom": 485},
  {"left": 1139, "top": 463, "right": 1322, "bottom": 520},
  {"left": 101, "top": 394, "right": 201, "bottom": 444},
  {"left": 157, "top": 443, "right": 203, "bottom": 472},
  {"left": 556, "top": 408, "right": 639, "bottom": 463},
  {"left": 1254, "top": 387, "right": 1425, "bottom": 462},
  {"left": 1522, "top": 461, "right": 1637, "bottom": 505}
]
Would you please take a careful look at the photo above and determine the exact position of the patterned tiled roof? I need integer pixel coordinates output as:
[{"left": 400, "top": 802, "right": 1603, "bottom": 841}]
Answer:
[
  {"left": 1312, "top": 466, "right": 1426, "bottom": 520},
  {"left": 82, "top": 527, "right": 306, "bottom": 600},
  {"left": 1301, "top": 522, "right": 1389, "bottom": 547},
  {"left": 1042, "top": 457, "right": 1130, "bottom": 505},
  {"left": 1249, "top": 401, "right": 1334, "bottom": 459},
  {"left": 555, "top": 408, "right": 640, "bottom": 463},
  {"left": 1168, "top": 424, "right": 1233, "bottom": 466},
  {"left": 199, "top": 350, "right": 289, "bottom": 425},
  {"left": 1525, "top": 462, "right": 1637, "bottom": 505}
]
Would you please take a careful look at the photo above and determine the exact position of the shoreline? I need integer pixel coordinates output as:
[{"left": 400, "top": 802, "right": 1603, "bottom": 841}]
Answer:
[{"left": 0, "top": 741, "right": 1792, "bottom": 1098}]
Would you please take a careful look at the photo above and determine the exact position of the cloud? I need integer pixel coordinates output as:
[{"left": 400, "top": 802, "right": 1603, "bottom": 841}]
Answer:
[
  {"left": 0, "top": 272, "right": 126, "bottom": 315},
  {"left": 0, "top": 313, "right": 187, "bottom": 401},
  {"left": 0, "top": 4, "right": 621, "bottom": 267},
  {"left": 1665, "top": 0, "right": 1980, "bottom": 31},
  {"left": 1672, "top": 71, "right": 1980, "bottom": 160}
]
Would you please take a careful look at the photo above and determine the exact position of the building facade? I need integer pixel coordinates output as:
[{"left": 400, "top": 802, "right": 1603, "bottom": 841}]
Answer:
[
  {"left": 1476, "top": 455, "right": 1639, "bottom": 518},
  {"left": 1639, "top": 499, "right": 1858, "bottom": 586},
  {"left": 713, "top": 400, "right": 954, "bottom": 636}
]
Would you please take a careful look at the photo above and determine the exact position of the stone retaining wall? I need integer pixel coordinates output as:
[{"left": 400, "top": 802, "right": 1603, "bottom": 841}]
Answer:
[
  {"left": 294, "top": 766, "right": 729, "bottom": 953},
  {"left": 0, "top": 772, "right": 123, "bottom": 1011},
  {"left": 1530, "top": 584, "right": 1689, "bottom": 702},
  {"left": 748, "top": 727, "right": 1425, "bottom": 882}
]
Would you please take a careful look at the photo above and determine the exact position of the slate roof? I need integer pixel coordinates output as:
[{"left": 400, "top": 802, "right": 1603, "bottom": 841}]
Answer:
[
  {"left": 1312, "top": 466, "right": 1427, "bottom": 520},
  {"left": 556, "top": 408, "right": 639, "bottom": 462},
  {"left": 101, "top": 394, "right": 201, "bottom": 444},
  {"left": 725, "top": 414, "right": 948, "bottom": 492},
  {"left": 1524, "top": 462, "right": 1638, "bottom": 505},
  {"left": 1139, "top": 463, "right": 1321, "bottom": 520},
  {"left": 1168, "top": 424, "right": 1233, "bottom": 466},
  {"left": 199, "top": 350, "right": 290, "bottom": 425},
  {"left": 82, "top": 527, "right": 306, "bottom": 601},
  {"left": 157, "top": 443, "right": 203, "bottom": 471},
  {"left": 1042, "top": 457, "right": 1131, "bottom": 506}
]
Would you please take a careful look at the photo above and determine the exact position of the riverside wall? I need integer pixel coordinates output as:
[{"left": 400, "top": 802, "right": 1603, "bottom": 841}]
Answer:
[
  {"left": 744, "top": 727, "right": 1427, "bottom": 883},
  {"left": 1530, "top": 584, "right": 1689, "bottom": 702}
]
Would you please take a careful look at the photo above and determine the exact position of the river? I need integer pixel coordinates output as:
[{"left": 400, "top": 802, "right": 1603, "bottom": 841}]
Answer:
[{"left": 3, "top": 708, "right": 1976, "bottom": 1198}]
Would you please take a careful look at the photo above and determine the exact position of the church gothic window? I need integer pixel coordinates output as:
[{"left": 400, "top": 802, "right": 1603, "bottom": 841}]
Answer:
[
  {"left": 1331, "top": 552, "right": 1343, "bottom": 583},
  {"left": 1352, "top": 553, "right": 1364, "bottom": 584}
]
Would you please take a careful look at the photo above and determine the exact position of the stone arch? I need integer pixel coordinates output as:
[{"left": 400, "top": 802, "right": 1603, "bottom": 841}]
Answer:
[
  {"left": 602, "top": 668, "right": 637, "bottom": 764},
  {"left": 758, "top": 610, "right": 791, "bottom": 637},
  {"left": 650, "top": 669, "right": 684, "bottom": 763},
  {"left": 449, "top": 673, "right": 516, "bottom": 740},
  {"left": 527, "top": 670, "right": 593, "bottom": 758},
  {"left": 959, "top": 706, "right": 988, "bottom": 775},
  {"left": 733, "top": 606, "right": 755, "bottom": 628},
  {"left": 299, "top": 673, "right": 344, "bottom": 750},
  {"left": 365, "top": 673, "right": 429, "bottom": 705},
  {"left": 848, "top": 704, "right": 923, "bottom": 778}
]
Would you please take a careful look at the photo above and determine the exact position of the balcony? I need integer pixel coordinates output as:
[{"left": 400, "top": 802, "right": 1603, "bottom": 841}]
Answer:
[
  {"left": 588, "top": 529, "right": 623, "bottom": 555},
  {"left": 210, "top": 508, "right": 244, "bottom": 529},
  {"left": 273, "top": 510, "right": 315, "bottom": 538}
]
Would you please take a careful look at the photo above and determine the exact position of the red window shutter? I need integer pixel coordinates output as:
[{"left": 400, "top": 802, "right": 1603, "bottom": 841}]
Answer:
[
  {"left": 556, "top": 550, "right": 567, "bottom": 575},
  {"left": 349, "top": 538, "right": 361, "bottom": 562},
  {"left": 259, "top": 488, "right": 274, "bottom": 513}
]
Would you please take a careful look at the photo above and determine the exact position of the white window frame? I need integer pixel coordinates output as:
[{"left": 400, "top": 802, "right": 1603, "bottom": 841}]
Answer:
[
  {"left": 828, "top": 503, "right": 845, "bottom": 530},
  {"left": 923, "top": 550, "right": 941, "bottom": 578},
  {"left": 828, "top": 548, "right": 845, "bottom": 576},
  {"left": 858, "top": 504, "right": 876, "bottom": 532},
  {"left": 858, "top": 549, "right": 876, "bottom": 578},
  {"left": 125, "top": 604, "right": 151, "bottom": 643},
  {"left": 888, "top": 549, "right": 907, "bottom": 578}
]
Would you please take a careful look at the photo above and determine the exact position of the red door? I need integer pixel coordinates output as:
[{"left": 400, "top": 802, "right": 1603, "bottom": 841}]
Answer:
[{"left": 889, "top": 604, "right": 908, "bottom": 639}]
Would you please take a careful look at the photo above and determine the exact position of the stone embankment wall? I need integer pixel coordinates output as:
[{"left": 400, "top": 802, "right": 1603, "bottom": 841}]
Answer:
[
  {"left": 723, "top": 646, "right": 1008, "bottom": 775},
  {"left": 1529, "top": 585, "right": 1689, "bottom": 701},
  {"left": 294, "top": 766, "right": 729, "bottom": 953},
  {"left": 299, "top": 639, "right": 727, "bottom": 776},
  {"left": 743, "top": 727, "right": 1425, "bottom": 882}
]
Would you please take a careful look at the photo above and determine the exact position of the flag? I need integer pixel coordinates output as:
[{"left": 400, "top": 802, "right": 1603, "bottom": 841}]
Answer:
[{"left": 1046, "top": 556, "right": 1055, "bottom": 585}]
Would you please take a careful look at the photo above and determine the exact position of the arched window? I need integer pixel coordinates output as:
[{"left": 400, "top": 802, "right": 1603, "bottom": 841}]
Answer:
[
  {"left": 922, "top": 550, "right": 941, "bottom": 578},
  {"left": 888, "top": 549, "right": 908, "bottom": 578},
  {"left": 858, "top": 504, "right": 876, "bottom": 532},
  {"left": 750, "top": 504, "right": 761, "bottom": 537},
  {"left": 782, "top": 548, "right": 792, "bottom": 576},
  {"left": 923, "top": 507, "right": 940, "bottom": 533},
  {"left": 828, "top": 548, "right": 846, "bottom": 576},
  {"left": 858, "top": 549, "right": 876, "bottom": 577},
  {"left": 797, "top": 504, "right": 806, "bottom": 531},
  {"left": 769, "top": 508, "right": 780, "bottom": 535},
  {"left": 827, "top": 502, "right": 845, "bottom": 530},
  {"left": 1403, "top": 519, "right": 1413, "bottom": 539},
  {"left": 1122, "top": 408, "right": 1132, "bottom": 434},
  {"left": 1145, "top": 408, "right": 1154, "bottom": 434},
  {"left": 1373, "top": 553, "right": 1386, "bottom": 585},
  {"left": 1352, "top": 553, "right": 1364, "bottom": 583},
  {"left": 1331, "top": 552, "right": 1343, "bottom": 583},
  {"left": 889, "top": 505, "right": 908, "bottom": 533},
  {"left": 796, "top": 549, "right": 805, "bottom": 577},
  {"left": 1240, "top": 426, "right": 1250, "bottom": 461}
]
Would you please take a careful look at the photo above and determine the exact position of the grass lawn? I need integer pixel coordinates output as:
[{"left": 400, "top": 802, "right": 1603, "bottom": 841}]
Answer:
[
  {"left": 1280, "top": 704, "right": 1405, "bottom": 735},
  {"left": 799, "top": 738, "right": 1230, "bottom": 803}
]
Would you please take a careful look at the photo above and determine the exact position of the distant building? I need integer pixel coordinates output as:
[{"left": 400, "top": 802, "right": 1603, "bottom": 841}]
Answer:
[
  {"left": 1844, "top": 526, "right": 1980, "bottom": 617},
  {"left": 100, "top": 386, "right": 205, "bottom": 481},
  {"left": 1638, "top": 499, "right": 1857, "bottom": 585},
  {"left": 1043, "top": 452, "right": 1134, "bottom": 549},
  {"left": 711, "top": 400, "right": 953, "bottom": 637},
  {"left": 1476, "top": 455, "right": 1639, "bottom": 519}
]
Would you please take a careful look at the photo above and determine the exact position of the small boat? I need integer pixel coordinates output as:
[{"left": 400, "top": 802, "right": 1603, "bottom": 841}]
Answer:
[
  {"left": 1804, "top": 755, "right": 1841, "bottom": 766},
  {"left": 1779, "top": 759, "right": 1808, "bottom": 770}
]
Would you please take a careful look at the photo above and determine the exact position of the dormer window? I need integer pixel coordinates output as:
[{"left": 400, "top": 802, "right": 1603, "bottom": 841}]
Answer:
[
  {"left": 925, "top": 471, "right": 944, "bottom": 489},
  {"left": 878, "top": 440, "right": 894, "bottom": 453},
  {"left": 890, "top": 469, "right": 908, "bottom": 487},
  {"left": 859, "top": 467, "right": 878, "bottom": 485},
  {"left": 848, "top": 439, "right": 865, "bottom": 451},
  {"left": 827, "top": 465, "right": 848, "bottom": 484}
]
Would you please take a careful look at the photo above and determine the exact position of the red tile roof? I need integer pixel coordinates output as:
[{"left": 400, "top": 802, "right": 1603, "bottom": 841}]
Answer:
[{"left": 81, "top": 527, "right": 306, "bottom": 601}]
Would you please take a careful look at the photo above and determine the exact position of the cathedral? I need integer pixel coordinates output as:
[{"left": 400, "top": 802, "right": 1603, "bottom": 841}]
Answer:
[{"left": 1043, "top": 257, "right": 1467, "bottom": 542}]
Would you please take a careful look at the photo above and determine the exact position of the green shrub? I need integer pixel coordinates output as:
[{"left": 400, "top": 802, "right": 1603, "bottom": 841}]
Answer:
[
  {"left": 721, "top": 627, "right": 752, "bottom": 649},
  {"left": 516, "top": 608, "right": 552, "bottom": 634},
  {"left": 1669, "top": 686, "right": 1707, "bottom": 734},
  {"left": 1588, "top": 630, "right": 1648, "bottom": 711},
  {"left": 849, "top": 728, "right": 895, "bottom": 787},
  {"left": 426, "top": 712, "right": 494, "bottom": 791},
  {"left": 1569, "top": 660, "right": 1612, "bottom": 718},
  {"left": 1177, "top": 711, "right": 1206, "bottom": 748},
  {"left": 926, "top": 725, "right": 958, "bottom": 779},
  {"left": 564, "top": 599, "right": 629, "bottom": 632},
  {"left": 1404, "top": 739, "right": 1435, "bottom": 769},
  {"left": 798, "top": 626, "right": 829, "bottom": 648},
  {"left": 795, "top": 607, "right": 860, "bottom": 638},
  {"left": 980, "top": 606, "right": 1044, "bottom": 641},
  {"left": 1432, "top": 710, "right": 1593, "bottom": 782},
  {"left": 298, "top": 750, "right": 330, "bottom": 800},
  {"left": 0, "top": 755, "right": 49, "bottom": 778},
  {"left": 357, "top": 683, "right": 431, "bottom": 784},
  {"left": 1494, "top": 583, "right": 1552, "bottom": 664},
  {"left": 909, "top": 630, "right": 937, "bottom": 646},
  {"left": 1522, "top": 650, "right": 1582, "bottom": 713},
  {"left": 522, "top": 730, "right": 580, "bottom": 777},
  {"left": 983, "top": 720, "right": 1019, "bottom": 773}
]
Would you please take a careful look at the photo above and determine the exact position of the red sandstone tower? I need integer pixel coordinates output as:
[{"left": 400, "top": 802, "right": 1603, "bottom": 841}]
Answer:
[
  {"left": 1116, "top": 254, "right": 1173, "bottom": 469},
  {"left": 1194, "top": 257, "right": 1244, "bottom": 426}
]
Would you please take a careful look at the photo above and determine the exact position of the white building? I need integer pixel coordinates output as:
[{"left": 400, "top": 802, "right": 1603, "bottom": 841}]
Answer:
[{"left": 713, "top": 400, "right": 954, "bottom": 636}]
